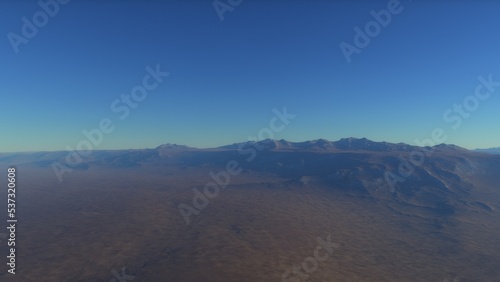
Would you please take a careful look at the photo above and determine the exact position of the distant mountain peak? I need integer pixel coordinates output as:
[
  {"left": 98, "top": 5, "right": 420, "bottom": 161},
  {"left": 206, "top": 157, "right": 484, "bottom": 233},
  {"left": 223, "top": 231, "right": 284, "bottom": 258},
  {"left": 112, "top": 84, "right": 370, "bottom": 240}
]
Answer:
[
  {"left": 337, "top": 137, "right": 368, "bottom": 142},
  {"left": 332, "top": 137, "right": 413, "bottom": 152},
  {"left": 156, "top": 143, "right": 193, "bottom": 150}
]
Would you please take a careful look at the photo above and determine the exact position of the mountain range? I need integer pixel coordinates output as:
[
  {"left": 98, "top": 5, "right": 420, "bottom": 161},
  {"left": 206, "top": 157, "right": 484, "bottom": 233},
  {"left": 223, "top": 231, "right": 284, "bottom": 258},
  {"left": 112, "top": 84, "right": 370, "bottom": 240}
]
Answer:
[{"left": 0, "top": 137, "right": 490, "bottom": 168}]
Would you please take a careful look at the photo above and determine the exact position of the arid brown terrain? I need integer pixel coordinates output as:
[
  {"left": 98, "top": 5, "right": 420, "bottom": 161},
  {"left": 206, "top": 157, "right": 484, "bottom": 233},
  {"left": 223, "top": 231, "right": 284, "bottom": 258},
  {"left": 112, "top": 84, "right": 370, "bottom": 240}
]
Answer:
[{"left": 0, "top": 138, "right": 499, "bottom": 281}]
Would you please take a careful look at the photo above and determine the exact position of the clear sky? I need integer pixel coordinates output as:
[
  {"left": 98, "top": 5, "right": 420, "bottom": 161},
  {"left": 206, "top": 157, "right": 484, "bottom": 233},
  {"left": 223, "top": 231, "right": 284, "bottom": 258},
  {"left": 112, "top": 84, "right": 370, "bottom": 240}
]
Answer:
[{"left": 1, "top": 0, "right": 500, "bottom": 152}]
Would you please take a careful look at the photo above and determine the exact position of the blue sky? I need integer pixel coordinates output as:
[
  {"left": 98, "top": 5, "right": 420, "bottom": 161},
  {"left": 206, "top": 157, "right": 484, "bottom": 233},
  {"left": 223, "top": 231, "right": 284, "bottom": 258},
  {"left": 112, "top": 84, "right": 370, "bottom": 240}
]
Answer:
[{"left": 1, "top": 0, "right": 500, "bottom": 152}]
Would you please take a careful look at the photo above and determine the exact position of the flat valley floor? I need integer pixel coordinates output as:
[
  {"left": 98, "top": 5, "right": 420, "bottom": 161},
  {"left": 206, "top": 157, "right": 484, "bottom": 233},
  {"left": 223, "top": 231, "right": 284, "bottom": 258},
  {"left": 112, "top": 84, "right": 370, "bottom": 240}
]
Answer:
[{"left": 0, "top": 166, "right": 499, "bottom": 282}]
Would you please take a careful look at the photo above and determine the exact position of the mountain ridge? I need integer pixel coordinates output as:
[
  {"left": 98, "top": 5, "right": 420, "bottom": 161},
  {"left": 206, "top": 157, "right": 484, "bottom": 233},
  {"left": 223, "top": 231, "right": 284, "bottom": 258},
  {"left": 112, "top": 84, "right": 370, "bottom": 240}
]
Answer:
[
  {"left": 170, "top": 137, "right": 470, "bottom": 153},
  {"left": 0, "top": 137, "right": 477, "bottom": 154}
]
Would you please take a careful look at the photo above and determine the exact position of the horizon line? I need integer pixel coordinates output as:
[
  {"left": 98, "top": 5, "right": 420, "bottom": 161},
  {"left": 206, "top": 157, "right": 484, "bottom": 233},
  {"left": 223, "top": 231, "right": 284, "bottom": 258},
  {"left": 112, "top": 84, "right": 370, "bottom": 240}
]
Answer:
[{"left": 0, "top": 137, "right": 496, "bottom": 154}]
